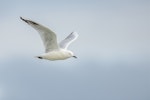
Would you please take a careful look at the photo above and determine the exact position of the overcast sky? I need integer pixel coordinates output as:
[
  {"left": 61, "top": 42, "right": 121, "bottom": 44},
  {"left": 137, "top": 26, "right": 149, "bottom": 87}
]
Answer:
[{"left": 0, "top": 0, "right": 150, "bottom": 100}]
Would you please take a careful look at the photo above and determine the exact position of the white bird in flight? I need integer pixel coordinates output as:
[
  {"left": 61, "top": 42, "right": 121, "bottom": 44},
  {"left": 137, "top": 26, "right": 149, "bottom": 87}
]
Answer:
[{"left": 20, "top": 17, "right": 78, "bottom": 61}]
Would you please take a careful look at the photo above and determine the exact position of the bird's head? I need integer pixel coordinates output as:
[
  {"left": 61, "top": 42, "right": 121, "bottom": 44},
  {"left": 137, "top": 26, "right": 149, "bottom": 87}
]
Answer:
[{"left": 67, "top": 51, "right": 77, "bottom": 59}]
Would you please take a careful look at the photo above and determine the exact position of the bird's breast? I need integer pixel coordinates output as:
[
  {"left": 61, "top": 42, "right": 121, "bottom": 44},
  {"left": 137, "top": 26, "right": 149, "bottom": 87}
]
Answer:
[{"left": 41, "top": 50, "right": 70, "bottom": 60}]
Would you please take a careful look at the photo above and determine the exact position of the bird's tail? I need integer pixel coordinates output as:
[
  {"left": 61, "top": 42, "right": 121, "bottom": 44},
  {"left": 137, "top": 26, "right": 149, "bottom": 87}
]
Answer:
[{"left": 35, "top": 56, "right": 43, "bottom": 59}]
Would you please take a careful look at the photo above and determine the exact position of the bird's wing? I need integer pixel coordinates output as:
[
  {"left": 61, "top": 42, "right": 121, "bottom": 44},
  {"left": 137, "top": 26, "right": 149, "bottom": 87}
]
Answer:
[
  {"left": 59, "top": 32, "right": 79, "bottom": 49},
  {"left": 20, "top": 17, "right": 59, "bottom": 52}
]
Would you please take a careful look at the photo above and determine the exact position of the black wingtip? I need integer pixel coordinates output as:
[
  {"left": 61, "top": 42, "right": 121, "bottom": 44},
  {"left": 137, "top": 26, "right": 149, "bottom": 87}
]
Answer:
[
  {"left": 20, "top": 17, "right": 25, "bottom": 21},
  {"left": 20, "top": 16, "right": 23, "bottom": 20},
  {"left": 20, "top": 17, "right": 28, "bottom": 23},
  {"left": 20, "top": 17, "right": 39, "bottom": 25}
]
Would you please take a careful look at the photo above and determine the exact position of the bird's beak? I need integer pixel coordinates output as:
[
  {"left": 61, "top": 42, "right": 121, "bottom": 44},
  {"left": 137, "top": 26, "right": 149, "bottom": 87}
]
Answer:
[{"left": 73, "top": 56, "right": 77, "bottom": 58}]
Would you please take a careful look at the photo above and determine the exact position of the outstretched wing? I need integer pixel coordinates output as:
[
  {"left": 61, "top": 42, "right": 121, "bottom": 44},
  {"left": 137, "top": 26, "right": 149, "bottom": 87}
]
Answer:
[
  {"left": 20, "top": 17, "right": 59, "bottom": 52},
  {"left": 59, "top": 32, "right": 79, "bottom": 49}
]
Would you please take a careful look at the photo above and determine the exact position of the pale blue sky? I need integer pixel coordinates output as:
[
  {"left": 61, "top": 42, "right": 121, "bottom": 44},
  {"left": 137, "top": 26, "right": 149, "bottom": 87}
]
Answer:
[
  {"left": 0, "top": 0, "right": 150, "bottom": 100},
  {"left": 0, "top": 0, "right": 149, "bottom": 60}
]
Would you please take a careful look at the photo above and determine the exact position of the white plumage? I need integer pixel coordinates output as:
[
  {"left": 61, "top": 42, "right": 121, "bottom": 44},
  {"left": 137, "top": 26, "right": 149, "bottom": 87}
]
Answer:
[{"left": 20, "top": 17, "right": 78, "bottom": 60}]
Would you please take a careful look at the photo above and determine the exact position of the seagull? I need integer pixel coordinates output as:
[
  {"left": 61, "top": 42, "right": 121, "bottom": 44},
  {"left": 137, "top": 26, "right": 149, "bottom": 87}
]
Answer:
[{"left": 20, "top": 17, "right": 78, "bottom": 61}]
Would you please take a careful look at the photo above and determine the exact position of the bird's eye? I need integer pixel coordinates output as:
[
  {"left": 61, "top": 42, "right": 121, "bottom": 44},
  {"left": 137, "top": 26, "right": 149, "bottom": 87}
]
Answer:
[{"left": 68, "top": 52, "right": 73, "bottom": 56}]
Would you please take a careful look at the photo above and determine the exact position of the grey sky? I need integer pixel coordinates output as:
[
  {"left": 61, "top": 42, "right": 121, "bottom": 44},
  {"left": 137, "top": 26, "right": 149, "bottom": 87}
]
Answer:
[{"left": 0, "top": 0, "right": 150, "bottom": 100}]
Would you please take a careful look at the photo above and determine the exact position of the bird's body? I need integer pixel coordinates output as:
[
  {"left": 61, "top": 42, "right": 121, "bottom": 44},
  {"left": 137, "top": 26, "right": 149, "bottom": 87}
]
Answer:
[
  {"left": 38, "top": 49, "right": 74, "bottom": 60},
  {"left": 20, "top": 17, "right": 78, "bottom": 61}
]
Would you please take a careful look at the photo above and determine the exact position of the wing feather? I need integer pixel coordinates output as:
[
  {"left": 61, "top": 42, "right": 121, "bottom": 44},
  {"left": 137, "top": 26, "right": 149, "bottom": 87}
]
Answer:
[
  {"left": 59, "top": 32, "right": 78, "bottom": 49},
  {"left": 20, "top": 17, "right": 59, "bottom": 52}
]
